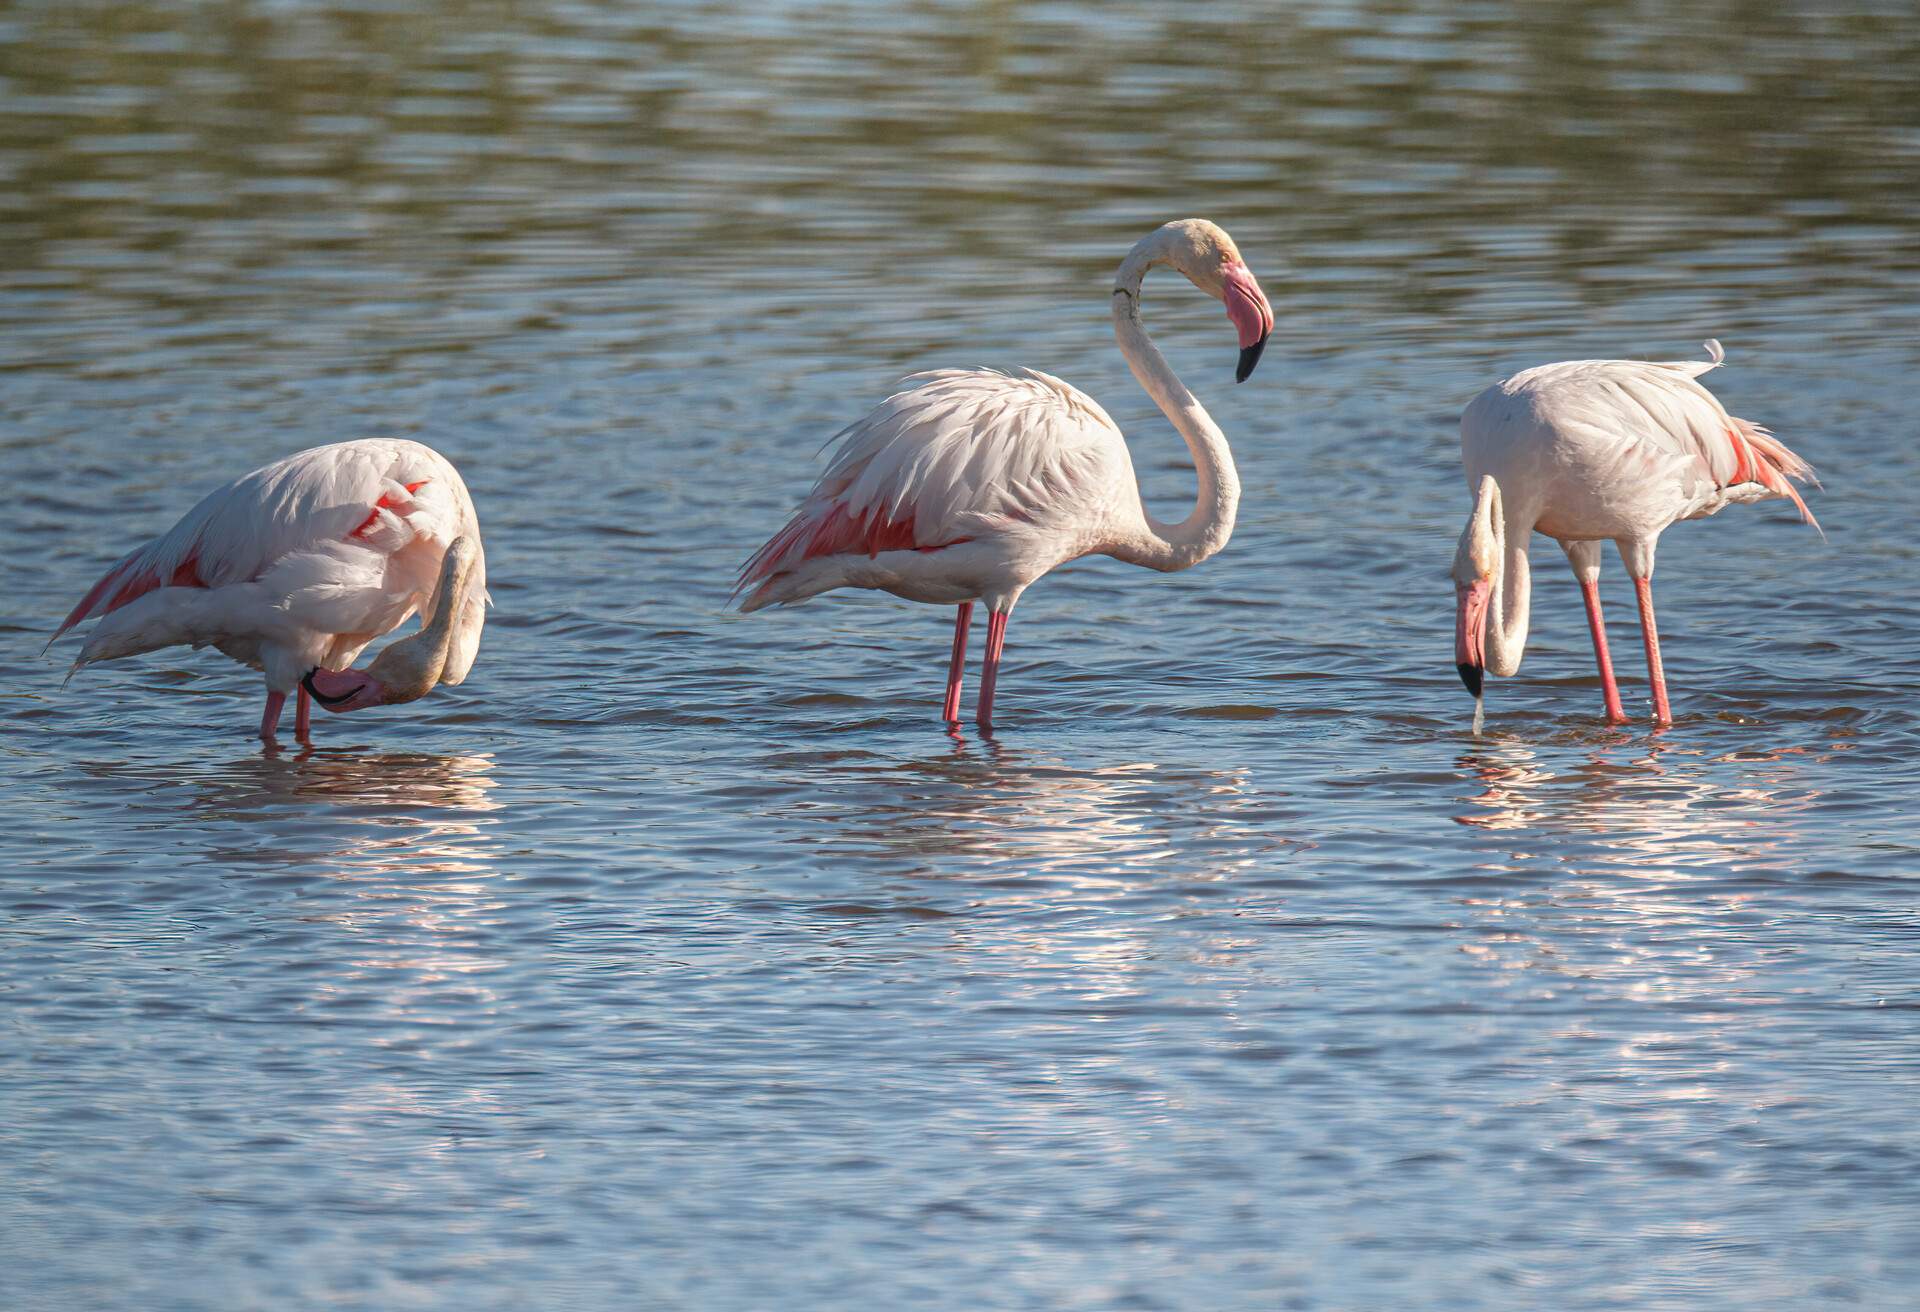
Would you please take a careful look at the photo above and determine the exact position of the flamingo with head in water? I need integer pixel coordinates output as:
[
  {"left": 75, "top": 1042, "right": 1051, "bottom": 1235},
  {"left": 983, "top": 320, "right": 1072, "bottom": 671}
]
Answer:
[
  {"left": 1453, "top": 340, "right": 1819, "bottom": 728},
  {"left": 736, "top": 218, "right": 1274, "bottom": 728},
  {"left": 53, "top": 439, "right": 488, "bottom": 742}
]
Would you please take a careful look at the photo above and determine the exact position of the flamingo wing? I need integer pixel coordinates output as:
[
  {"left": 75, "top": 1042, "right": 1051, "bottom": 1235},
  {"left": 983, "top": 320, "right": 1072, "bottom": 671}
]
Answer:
[
  {"left": 56, "top": 439, "right": 470, "bottom": 641},
  {"left": 738, "top": 368, "right": 1126, "bottom": 591},
  {"left": 1503, "top": 341, "right": 1818, "bottom": 526}
]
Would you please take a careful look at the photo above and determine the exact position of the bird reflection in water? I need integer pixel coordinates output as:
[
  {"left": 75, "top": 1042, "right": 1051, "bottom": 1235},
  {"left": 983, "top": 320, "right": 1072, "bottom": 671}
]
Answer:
[
  {"left": 1443, "top": 733, "right": 1843, "bottom": 1052},
  {"left": 754, "top": 731, "right": 1306, "bottom": 1022},
  {"left": 187, "top": 749, "right": 500, "bottom": 832},
  {"left": 762, "top": 729, "right": 1299, "bottom": 887},
  {"left": 76, "top": 747, "right": 505, "bottom": 883},
  {"left": 1446, "top": 730, "right": 1838, "bottom": 996},
  {"left": 1453, "top": 732, "right": 1824, "bottom": 861},
  {"left": 216, "top": 752, "right": 511, "bottom": 1025},
  {"left": 67, "top": 749, "right": 509, "bottom": 1023}
]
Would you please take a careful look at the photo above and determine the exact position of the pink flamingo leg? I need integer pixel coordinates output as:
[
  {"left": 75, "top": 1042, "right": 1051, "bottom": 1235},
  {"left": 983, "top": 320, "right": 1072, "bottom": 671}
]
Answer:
[
  {"left": 295, "top": 685, "right": 312, "bottom": 741},
  {"left": 260, "top": 690, "right": 286, "bottom": 742},
  {"left": 942, "top": 602, "right": 973, "bottom": 724},
  {"left": 976, "top": 610, "right": 1009, "bottom": 728},
  {"left": 1579, "top": 579, "right": 1628, "bottom": 724},
  {"left": 1633, "top": 577, "right": 1673, "bottom": 726}
]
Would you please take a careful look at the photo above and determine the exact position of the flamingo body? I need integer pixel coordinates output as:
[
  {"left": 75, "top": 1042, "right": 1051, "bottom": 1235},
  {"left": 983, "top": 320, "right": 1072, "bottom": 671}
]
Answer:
[
  {"left": 738, "top": 368, "right": 1136, "bottom": 613},
  {"left": 56, "top": 438, "right": 487, "bottom": 739},
  {"left": 1453, "top": 341, "right": 1817, "bottom": 726},
  {"left": 737, "top": 219, "right": 1275, "bottom": 727},
  {"left": 1463, "top": 341, "right": 1813, "bottom": 547}
]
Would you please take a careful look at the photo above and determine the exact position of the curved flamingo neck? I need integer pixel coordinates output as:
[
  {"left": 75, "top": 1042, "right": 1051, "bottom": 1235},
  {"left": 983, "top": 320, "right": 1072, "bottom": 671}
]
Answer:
[
  {"left": 1477, "top": 476, "right": 1532, "bottom": 677},
  {"left": 364, "top": 537, "right": 476, "bottom": 702},
  {"left": 1103, "top": 259, "right": 1239, "bottom": 573}
]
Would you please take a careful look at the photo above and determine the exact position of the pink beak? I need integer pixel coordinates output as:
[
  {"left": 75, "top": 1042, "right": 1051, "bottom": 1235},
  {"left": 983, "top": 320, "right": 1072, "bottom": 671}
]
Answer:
[
  {"left": 1455, "top": 580, "right": 1490, "bottom": 697},
  {"left": 303, "top": 666, "right": 386, "bottom": 713},
  {"left": 1221, "top": 260, "right": 1274, "bottom": 383}
]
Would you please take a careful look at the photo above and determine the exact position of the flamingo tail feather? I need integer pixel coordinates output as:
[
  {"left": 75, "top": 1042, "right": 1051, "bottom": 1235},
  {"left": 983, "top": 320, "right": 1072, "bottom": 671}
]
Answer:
[{"left": 1732, "top": 416, "right": 1822, "bottom": 537}]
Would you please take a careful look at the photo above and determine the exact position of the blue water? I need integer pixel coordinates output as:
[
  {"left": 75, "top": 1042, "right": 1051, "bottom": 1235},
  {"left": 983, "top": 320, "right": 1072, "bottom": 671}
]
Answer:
[{"left": 4, "top": 2, "right": 1920, "bottom": 1308}]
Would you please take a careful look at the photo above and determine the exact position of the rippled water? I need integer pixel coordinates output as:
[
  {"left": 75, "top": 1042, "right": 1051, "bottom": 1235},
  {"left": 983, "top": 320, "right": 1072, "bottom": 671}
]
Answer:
[{"left": 5, "top": 2, "right": 1920, "bottom": 1308}]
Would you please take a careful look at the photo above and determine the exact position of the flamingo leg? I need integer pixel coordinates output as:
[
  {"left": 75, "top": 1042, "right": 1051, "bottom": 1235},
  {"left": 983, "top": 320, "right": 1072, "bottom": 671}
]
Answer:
[
  {"left": 976, "top": 610, "right": 1009, "bottom": 729},
  {"left": 1633, "top": 576, "right": 1673, "bottom": 727},
  {"left": 942, "top": 602, "right": 973, "bottom": 724},
  {"left": 1578, "top": 579, "right": 1628, "bottom": 724},
  {"left": 260, "top": 690, "right": 287, "bottom": 742},
  {"left": 295, "top": 685, "right": 312, "bottom": 741}
]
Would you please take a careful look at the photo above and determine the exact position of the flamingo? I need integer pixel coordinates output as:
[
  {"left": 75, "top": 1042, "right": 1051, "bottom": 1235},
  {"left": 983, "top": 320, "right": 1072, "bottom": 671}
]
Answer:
[
  {"left": 53, "top": 439, "right": 487, "bottom": 742},
  {"left": 735, "top": 218, "right": 1274, "bottom": 727},
  {"left": 1452, "top": 340, "right": 1819, "bottom": 729}
]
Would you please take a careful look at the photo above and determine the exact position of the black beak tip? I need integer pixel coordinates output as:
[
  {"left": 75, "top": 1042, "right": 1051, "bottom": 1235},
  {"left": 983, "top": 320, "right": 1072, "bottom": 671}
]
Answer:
[
  {"left": 1235, "top": 334, "right": 1269, "bottom": 384},
  {"left": 1457, "top": 663, "right": 1484, "bottom": 698}
]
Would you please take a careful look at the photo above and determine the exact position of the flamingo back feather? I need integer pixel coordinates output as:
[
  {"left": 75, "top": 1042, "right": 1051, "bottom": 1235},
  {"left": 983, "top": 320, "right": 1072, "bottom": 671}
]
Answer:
[
  {"left": 55, "top": 440, "right": 483, "bottom": 641},
  {"left": 1489, "top": 340, "right": 1819, "bottom": 531},
  {"left": 1670, "top": 340, "right": 1818, "bottom": 528},
  {"left": 736, "top": 368, "right": 1125, "bottom": 595}
]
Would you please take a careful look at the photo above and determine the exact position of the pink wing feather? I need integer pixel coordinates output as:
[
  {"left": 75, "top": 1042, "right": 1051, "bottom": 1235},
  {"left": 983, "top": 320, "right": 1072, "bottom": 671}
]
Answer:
[
  {"left": 737, "top": 368, "right": 1126, "bottom": 594},
  {"left": 56, "top": 440, "right": 455, "bottom": 640}
]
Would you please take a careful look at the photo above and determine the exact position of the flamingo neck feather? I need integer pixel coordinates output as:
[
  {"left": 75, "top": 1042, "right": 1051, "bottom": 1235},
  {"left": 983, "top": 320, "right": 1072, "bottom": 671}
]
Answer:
[
  {"left": 365, "top": 538, "right": 475, "bottom": 702},
  {"left": 1475, "top": 476, "right": 1532, "bottom": 678},
  {"left": 1103, "top": 246, "right": 1239, "bottom": 573}
]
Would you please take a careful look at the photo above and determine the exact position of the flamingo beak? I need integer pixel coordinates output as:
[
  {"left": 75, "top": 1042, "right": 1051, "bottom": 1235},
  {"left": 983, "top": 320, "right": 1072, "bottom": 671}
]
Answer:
[
  {"left": 1236, "top": 336, "right": 1268, "bottom": 385},
  {"left": 302, "top": 667, "right": 385, "bottom": 713},
  {"left": 1222, "top": 260, "right": 1274, "bottom": 383},
  {"left": 1455, "top": 579, "right": 1490, "bottom": 697}
]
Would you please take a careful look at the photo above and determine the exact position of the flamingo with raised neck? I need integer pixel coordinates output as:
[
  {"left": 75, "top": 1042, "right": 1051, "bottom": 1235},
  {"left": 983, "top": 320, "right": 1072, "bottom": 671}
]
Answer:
[{"left": 737, "top": 218, "right": 1275, "bottom": 728}]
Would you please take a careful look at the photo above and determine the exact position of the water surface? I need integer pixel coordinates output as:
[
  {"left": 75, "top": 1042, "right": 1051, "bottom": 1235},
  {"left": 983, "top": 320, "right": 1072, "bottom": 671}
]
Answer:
[{"left": 4, "top": 2, "right": 1920, "bottom": 1308}]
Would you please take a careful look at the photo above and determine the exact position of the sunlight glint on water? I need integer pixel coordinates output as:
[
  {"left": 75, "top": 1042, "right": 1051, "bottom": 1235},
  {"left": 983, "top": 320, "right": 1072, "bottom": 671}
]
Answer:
[{"left": 2, "top": 2, "right": 1919, "bottom": 1309}]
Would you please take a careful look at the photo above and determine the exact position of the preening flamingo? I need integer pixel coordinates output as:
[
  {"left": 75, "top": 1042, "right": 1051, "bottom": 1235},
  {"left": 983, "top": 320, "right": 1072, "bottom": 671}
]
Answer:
[
  {"left": 53, "top": 439, "right": 487, "bottom": 742},
  {"left": 1453, "top": 340, "right": 1818, "bottom": 729},
  {"left": 736, "top": 218, "right": 1274, "bottom": 727}
]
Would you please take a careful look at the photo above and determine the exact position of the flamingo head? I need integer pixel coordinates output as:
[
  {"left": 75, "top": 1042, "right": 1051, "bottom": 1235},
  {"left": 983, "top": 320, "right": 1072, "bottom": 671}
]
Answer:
[
  {"left": 1120, "top": 219, "right": 1275, "bottom": 382},
  {"left": 302, "top": 536, "right": 478, "bottom": 716},
  {"left": 1452, "top": 477, "right": 1502, "bottom": 698}
]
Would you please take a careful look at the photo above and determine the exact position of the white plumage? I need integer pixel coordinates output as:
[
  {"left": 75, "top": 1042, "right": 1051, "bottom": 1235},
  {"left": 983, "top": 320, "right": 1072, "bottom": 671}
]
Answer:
[
  {"left": 738, "top": 219, "right": 1276, "bottom": 727},
  {"left": 56, "top": 438, "right": 487, "bottom": 740},
  {"left": 1453, "top": 341, "right": 1818, "bottom": 727},
  {"left": 1463, "top": 340, "right": 1814, "bottom": 542},
  {"left": 738, "top": 368, "right": 1134, "bottom": 610},
  {"left": 823, "top": 369, "right": 1126, "bottom": 542}
]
